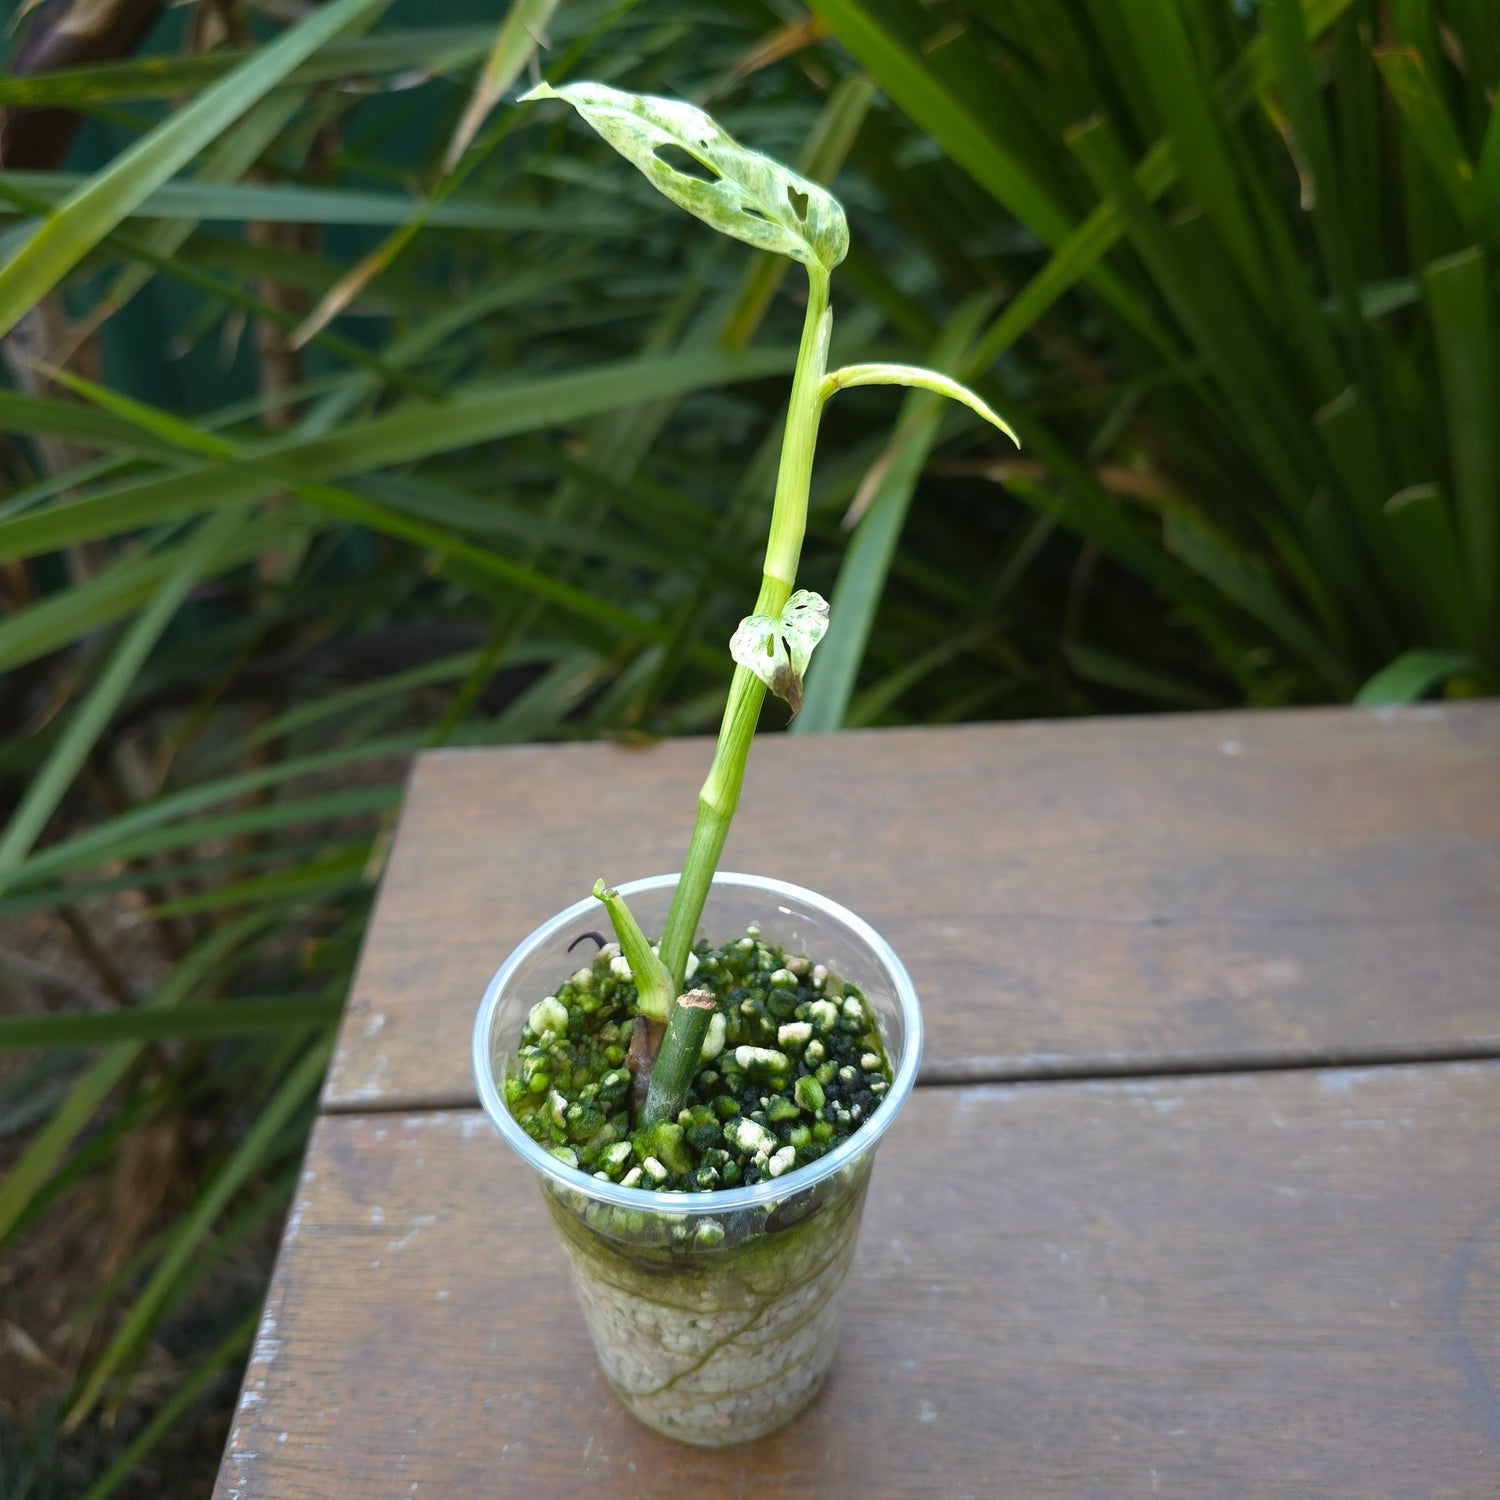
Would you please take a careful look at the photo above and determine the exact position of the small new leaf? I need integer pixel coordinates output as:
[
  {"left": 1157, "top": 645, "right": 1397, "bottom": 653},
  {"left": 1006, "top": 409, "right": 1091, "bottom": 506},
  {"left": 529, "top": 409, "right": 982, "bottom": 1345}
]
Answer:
[
  {"left": 592, "top": 878, "right": 673, "bottom": 1022},
  {"left": 729, "top": 589, "right": 830, "bottom": 716},
  {"left": 519, "top": 80, "right": 848, "bottom": 272},
  {"left": 820, "top": 363, "right": 1020, "bottom": 447}
]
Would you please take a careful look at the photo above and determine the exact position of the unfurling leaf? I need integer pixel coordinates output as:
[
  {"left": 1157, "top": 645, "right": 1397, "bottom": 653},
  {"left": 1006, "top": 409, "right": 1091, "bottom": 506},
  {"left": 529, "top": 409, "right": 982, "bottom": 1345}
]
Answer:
[
  {"left": 820, "top": 362, "right": 1020, "bottom": 447},
  {"left": 519, "top": 80, "right": 848, "bottom": 272},
  {"left": 729, "top": 589, "right": 830, "bottom": 716}
]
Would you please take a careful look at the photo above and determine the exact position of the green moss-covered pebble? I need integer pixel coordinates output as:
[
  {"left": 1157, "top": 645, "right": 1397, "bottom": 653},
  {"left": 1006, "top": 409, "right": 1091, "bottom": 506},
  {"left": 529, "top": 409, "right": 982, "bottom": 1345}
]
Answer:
[{"left": 506, "top": 930, "right": 893, "bottom": 1192}]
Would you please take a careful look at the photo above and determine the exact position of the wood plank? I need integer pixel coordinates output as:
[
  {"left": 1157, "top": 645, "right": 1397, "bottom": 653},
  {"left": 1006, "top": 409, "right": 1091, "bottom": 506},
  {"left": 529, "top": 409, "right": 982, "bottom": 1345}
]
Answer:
[
  {"left": 219, "top": 1064, "right": 1500, "bottom": 1498},
  {"left": 325, "top": 702, "right": 1500, "bottom": 1109}
]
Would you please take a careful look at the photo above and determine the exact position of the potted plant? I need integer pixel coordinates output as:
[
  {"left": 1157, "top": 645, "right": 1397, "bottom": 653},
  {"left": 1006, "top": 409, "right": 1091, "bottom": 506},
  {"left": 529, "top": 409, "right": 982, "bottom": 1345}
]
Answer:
[{"left": 472, "top": 80, "right": 1015, "bottom": 1446}]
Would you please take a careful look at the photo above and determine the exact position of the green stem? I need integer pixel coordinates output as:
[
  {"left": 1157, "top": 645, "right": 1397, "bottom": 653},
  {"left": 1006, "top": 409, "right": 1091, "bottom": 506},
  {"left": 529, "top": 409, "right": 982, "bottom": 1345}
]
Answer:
[{"left": 641, "top": 266, "right": 832, "bottom": 1129}]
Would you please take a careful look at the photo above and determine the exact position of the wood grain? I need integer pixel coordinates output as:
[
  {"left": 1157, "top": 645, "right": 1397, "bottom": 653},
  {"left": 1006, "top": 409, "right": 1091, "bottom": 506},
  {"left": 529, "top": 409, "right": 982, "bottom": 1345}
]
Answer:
[
  {"left": 218, "top": 1064, "right": 1500, "bottom": 1498},
  {"left": 325, "top": 702, "right": 1500, "bottom": 1110}
]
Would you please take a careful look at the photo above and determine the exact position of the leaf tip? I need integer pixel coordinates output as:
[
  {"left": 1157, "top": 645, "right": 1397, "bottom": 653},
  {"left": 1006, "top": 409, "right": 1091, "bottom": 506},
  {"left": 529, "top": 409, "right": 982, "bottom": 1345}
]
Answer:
[
  {"left": 987, "top": 410, "right": 1022, "bottom": 448},
  {"left": 518, "top": 81, "right": 558, "bottom": 104}
]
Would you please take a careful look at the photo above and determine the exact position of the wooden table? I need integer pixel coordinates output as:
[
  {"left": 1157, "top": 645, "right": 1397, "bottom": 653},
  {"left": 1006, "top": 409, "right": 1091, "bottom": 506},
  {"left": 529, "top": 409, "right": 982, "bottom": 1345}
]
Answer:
[{"left": 215, "top": 703, "right": 1500, "bottom": 1498}]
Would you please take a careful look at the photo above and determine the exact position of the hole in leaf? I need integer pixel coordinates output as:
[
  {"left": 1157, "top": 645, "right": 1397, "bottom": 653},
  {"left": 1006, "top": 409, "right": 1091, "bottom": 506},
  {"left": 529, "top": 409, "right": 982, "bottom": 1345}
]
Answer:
[
  {"left": 765, "top": 635, "right": 776, "bottom": 657},
  {"left": 653, "top": 144, "right": 719, "bottom": 183},
  {"left": 740, "top": 203, "right": 771, "bottom": 223},
  {"left": 786, "top": 185, "right": 809, "bottom": 221}
]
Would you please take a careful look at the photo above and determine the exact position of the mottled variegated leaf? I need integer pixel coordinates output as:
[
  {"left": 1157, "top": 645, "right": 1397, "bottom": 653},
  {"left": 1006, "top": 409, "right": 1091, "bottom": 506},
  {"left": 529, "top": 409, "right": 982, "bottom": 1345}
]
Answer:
[
  {"left": 729, "top": 590, "right": 830, "bottom": 715},
  {"left": 520, "top": 81, "right": 848, "bottom": 272}
]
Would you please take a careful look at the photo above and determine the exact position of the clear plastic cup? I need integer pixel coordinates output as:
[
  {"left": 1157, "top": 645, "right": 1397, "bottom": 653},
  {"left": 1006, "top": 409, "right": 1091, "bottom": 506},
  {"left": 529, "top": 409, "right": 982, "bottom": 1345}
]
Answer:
[{"left": 473, "top": 872, "right": 922, "bottom": 1446}]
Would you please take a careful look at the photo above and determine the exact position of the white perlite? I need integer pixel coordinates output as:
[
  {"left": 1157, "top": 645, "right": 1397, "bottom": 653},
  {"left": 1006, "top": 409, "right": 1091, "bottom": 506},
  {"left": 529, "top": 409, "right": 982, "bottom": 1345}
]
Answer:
[{"left": 546, "top": 1164, "right": 872, "bottom": 1446}]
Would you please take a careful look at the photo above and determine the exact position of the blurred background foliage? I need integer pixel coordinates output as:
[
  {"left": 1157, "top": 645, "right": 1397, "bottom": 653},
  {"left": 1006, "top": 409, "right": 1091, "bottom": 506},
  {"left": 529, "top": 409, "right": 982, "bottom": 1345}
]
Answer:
[{"left": 0, "top": 0, "right": 1495, "bottom": 1490}]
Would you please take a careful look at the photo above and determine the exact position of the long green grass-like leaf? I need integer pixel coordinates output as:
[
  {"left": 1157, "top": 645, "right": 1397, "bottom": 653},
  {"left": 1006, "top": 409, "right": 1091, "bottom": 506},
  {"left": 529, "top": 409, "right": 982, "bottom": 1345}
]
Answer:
[
  {"left": 1063, "top": 114, "right": 1317, "bottom": 517},
  {"left": 1262, "top": 0, "right": 1367, "bottom": 349},
  {"left": 295, "top": 44, "right": 632, "bottom": 349},
  {"left": 0, "top": 391, "right": 183, "bottom": 459},
  {"left": 804, "top": 0, "right": 1078, "bottom": 240},
  {"left": 90, "top": 87, "right": 310, "bottom": 332},
  {"left": 0, "top": 453, "right": 133, "bottom": 522},
  {"left": 1164, "top": 515, "right": 1355, "bottom": 695},
  {"left": 0, "top": 1054, "right": 193, "bottom": 1240},
  {"left": 14, "top": 786, "right": 400, "bottom": 893},
  {"left": 961, "top": 0, "right": 1360, "bottom": 378},
  {"left": 357, "top": 472, "right": 678, "bottom": 572},
  {"left": 843, "top": 624, "right": 990, "bottom": 728},
  {"left": 294, "top": 265, "right": 588, "bottom": 436},
  {"left": 0, "top": 0, "right": 396, "bottom": 336},
  {"left": 1063, "top": 640, "right": 1223, "bottom": 709},
  {"left": 210, "top": 650, "right": 482, "bottom": 763},
  {"left": 0, "top": 1053, "right": 78, "bottom": 1138},
  {"left": 1309, "top": 386, "right": 1409, "bottom": 646},
  {"left": 1384, "top": 481, "right": 1474, "bottom": 646},
  {"left": 0, "top": 171, "right": 610, "bottom": 231},
  {"left": 0, "top": 997, "right": 341, "bottom": 1051},
  {"left": 1116, "top": 0, "right": 1272, "bottom": 311},
  {"left": 445, "top": 0, "right": 562, "bottom": 170},
  {"left": 802, "top": 0, "right": 1170, "bottom": 352},
  {"left": 0, "top": 916, "right": 265, "bottom": 1244},
  {"left": 6, "top": 737, "right": 418, "bottom": 893},
  {"left": 77, "top": 1308, "right": 259, "bottom": 1500},
  {"left": 0, "top": 28, "right": 494, "bottom": 108},
  {"left": 1423, "top": 246, "right": 1498, "bottom": 666},
  {"left": 1375, "top": 47, "right": 1477, "bottom": 224},
  {"left": 1354, "top": 648, "right": 1478, "bottom": 704},
  {"left": 0, "top": 1050, "right": 138, "bottom": 1242},
  {"left": 0, "top": 840, "right": 365, "bottom": 920},
  {"left": 0, "top": 505, "right": 249, "bottom": 896},
  {"left": 1477, "top": 100, "right": 1500, "bottom": 253},
  {"left": 65, "top": 1040, "right": 330, "bottom": 1427},
  {"left": 0, "top": 348, "right": 793, "bottom": 564},
  {"left": 83, "top": 1160, "right": 298, "bottom": 1324},
  {"left": 145, "top": 848, "right": 370, "bottom": 917},
  {"left": 0, "top": 176, "right": 438, "bottom": 403},
  {"left": 0, "top": 514, "right": 297, "bottom": 673},
  {"left": 797, "top": 299, "right": 995, "bottom": 733}
]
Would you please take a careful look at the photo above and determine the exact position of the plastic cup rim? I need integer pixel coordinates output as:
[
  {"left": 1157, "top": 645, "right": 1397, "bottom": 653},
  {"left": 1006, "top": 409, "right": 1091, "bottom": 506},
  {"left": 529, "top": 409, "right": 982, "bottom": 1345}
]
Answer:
[{"left": 471, "top": 871, "right": 923, "bottom": 1214}]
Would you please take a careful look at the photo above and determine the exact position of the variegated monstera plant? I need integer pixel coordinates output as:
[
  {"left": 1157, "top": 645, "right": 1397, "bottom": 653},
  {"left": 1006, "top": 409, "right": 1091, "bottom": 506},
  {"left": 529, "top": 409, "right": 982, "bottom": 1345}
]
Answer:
[{"left": 522, "top": 81, "right": 1018, "bottom": 1124}]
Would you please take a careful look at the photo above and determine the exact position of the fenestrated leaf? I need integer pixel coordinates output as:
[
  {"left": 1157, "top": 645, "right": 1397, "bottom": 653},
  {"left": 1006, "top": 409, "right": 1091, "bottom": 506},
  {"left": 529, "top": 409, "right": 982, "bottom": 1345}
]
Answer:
[
  {"left": 729, "top": 589, "right": 831, "bottom": 715},
  {"left": 520, "top": 81, "right": 849, "bottom": 272},
  {"left": 820, "top": 362, "right": 1020, "bottom": 446}
]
